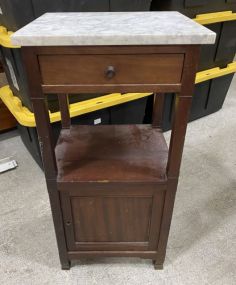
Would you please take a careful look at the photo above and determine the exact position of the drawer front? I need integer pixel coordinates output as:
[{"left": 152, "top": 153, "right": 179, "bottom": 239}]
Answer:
[{"left": 39, "top": 54, "right": 184, "bottom": 86}]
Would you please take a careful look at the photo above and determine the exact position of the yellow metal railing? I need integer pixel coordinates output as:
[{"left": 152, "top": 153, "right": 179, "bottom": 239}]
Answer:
[
  {"left": 0, "top": 26, "right": 20, "bottom": 48},
  {"left": 0, "top": 86, "right": 151, "bottom": 127},
  {"left": 194, "top": 11, "right": 236, "bottom": 25},
  {"left": 195, "top": 62, "right": 236, "bottom": 83}
]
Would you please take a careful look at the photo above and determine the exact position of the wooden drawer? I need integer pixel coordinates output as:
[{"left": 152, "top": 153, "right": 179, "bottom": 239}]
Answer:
[{"left": 39, "top": 54, "right": 184, "bottom": 86}]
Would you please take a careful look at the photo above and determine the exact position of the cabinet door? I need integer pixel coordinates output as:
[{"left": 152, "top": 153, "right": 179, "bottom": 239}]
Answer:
[{"left": 61, "top": 190, "right": 165, "bottom": 251}]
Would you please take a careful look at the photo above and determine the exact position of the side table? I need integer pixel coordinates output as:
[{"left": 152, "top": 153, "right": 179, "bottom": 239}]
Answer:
[{"left": 11, "top": 12, "right": 215, "bottom": 269}]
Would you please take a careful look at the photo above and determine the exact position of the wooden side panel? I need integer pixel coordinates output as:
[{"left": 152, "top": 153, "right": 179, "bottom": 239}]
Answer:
[
  {"left": 61, "top": 190, "right": 165, "bottom": 251},
  {"left": 154, "top": 46, "right": 201, "bottom": 268},
  {"left": 58, "top": 93, "right": 70, "bottom": 129},
  {"left": 71, "top": 196, "right": 152, "bottom": 242},
  {"left": 21, "top": 47, "right": 70, "bottom": 269}
]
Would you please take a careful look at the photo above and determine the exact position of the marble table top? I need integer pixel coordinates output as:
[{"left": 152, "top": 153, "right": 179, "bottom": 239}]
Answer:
[{"left": 11, "top": 12, "right": 216, "bottom": 46}]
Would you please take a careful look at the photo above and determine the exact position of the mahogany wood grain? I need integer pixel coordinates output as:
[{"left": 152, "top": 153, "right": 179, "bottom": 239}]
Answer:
[
  {"left": 155, "top": 45, "right": 200, "bottom": 267},
  {"left": 72, "top": 196, "right": 151, "bottom": 242},
  {"left": 167, "top": 46, "right": 200, "bottom": 178},
  {"left": 21, "top": 44, "right": 201, "bottom": 270},
  {"left": 61, "top": 190, "right": 165, "bottom": 251},
  {"left": 58, "top": 94, "right": 70, "bottom": 128},
  {"left": 42, "top": 83, "right": 182, "bottom": 94},
  {"left": 152, "top": 93, "right": 165, "bottom": 128},
  {"left": 55, "top": 125, "right": 168, "bottom": 183},
  {"left": 68, "top": 251, "right": 157, "bottom": 259},
  {"left": 34, "top": 45, "right": 191, "bottom": 55},
  {"left": 21, "top": 47, "right": 70, "bottom": 270},
  {"left": 58, "top": 182, "right": 167, "bottom": 195},
  {"left": 39, "top": 54, "right": 184, "bottom": 86}
]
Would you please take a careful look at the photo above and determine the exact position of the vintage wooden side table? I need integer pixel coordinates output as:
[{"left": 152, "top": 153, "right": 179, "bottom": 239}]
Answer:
[{"left": 11, "top": 12, "right": 215, "bottom": 270}]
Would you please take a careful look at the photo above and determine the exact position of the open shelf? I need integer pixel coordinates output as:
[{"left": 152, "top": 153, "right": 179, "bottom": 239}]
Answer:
[{"left": 55, "top": 125, "right": 168, "bottom": 185}]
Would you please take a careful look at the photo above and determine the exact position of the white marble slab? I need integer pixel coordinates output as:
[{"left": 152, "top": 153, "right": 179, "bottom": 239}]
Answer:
[{"left": 11, "top": 12, "right": 216, "bottom": 46}]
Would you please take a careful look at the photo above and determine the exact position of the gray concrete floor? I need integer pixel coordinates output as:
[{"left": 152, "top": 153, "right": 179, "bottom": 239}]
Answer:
[{"left": 0, "top": 76, "right": 235, "bottom": 285}]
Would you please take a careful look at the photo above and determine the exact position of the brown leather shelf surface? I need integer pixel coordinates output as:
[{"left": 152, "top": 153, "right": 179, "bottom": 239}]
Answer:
[{"left": 56, "top": 124, "right": 168, "bottom": 184}]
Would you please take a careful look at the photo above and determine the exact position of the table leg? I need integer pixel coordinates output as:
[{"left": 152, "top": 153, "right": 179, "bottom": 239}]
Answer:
[{"left": 152, "top": 93, "right": 165, "bottom": 129}]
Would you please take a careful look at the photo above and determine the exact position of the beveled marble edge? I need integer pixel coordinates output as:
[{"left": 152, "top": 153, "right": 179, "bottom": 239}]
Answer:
[
  {"left": 11, "top": 12, "right": 216, "bottom": 46},
  {"left": 11, "top": 34, "right": 216, "bottom": 46}
]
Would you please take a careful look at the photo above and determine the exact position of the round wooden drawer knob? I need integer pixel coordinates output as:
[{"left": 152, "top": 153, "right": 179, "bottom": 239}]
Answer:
[{"left": 105, "top": 66, "right": 116, "bottom": 79}]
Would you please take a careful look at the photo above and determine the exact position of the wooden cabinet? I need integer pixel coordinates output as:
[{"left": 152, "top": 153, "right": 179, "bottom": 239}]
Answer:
[
  {"left": 56, "top": 125, "right": 167, "bottom": 253},
  {"left": 22, "top": 45, "right": 200, "bottom": 270},
  {"left": 12, "top": 9, "right": 215, "bottom": 270}
]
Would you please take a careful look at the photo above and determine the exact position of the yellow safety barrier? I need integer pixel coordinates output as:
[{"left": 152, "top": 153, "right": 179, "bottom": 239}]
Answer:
[
  {"left": 195, "top": 62, "right": 236, "bottom": 84},
  {"left": 1, "top": 62, "right": 235, "bottom": 127},
  {"left": 0, "top": 86, "right": 152, "bottom": 127},
  {"left": 194, "top": 11, "right": 236, "bottom": 25},
  {"left": 0, "top": 26, "right": 20, "bottom": 48}
]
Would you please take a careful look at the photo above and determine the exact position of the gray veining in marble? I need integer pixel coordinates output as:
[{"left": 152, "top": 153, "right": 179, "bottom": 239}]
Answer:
[{"left": 11, "top": 12, "right": 216, "bottom": 46}]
